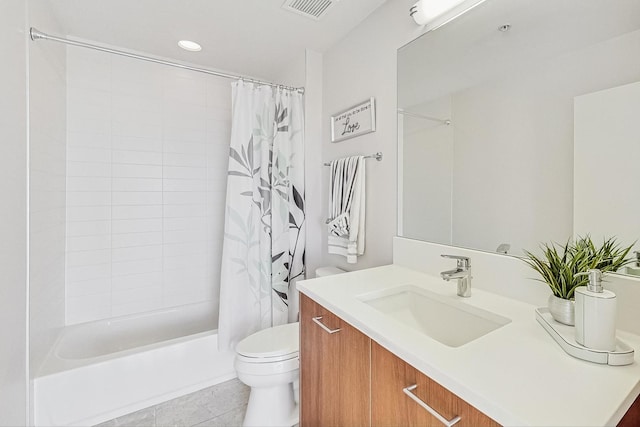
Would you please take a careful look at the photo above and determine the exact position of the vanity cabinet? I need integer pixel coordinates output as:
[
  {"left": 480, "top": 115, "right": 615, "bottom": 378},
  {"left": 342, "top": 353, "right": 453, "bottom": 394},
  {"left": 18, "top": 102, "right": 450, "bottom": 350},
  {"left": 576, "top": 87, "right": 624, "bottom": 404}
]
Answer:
[
  {"left": 300, "top": 294, "right": 497, "bottom": 427},
  {"left": 300, "top": 294, "right": 370, "bottom": 427},
  {"left": 300, "top": 293, "right": 639, "bottom": 426},
  {"left": 371, "top": 341, "right": 499, "bottom": 427}
]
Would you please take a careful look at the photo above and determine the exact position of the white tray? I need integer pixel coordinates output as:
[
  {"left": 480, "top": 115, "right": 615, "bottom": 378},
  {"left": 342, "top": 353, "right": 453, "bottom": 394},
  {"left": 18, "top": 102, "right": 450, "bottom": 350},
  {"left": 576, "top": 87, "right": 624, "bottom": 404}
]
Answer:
[{"left": 535, "top": 307, "right": 635, "bottom": 366}]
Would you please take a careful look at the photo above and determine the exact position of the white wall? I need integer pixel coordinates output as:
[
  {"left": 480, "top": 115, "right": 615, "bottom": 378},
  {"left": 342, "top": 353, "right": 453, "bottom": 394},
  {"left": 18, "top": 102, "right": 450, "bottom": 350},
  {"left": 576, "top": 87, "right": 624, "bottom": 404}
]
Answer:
[
  {"left": 28, "top": 0, "right": 67, "bottom": 377},
  {"left": 65, "top": 46, "right": 231, "bottom": 324},
  {"left": 0, "top": 1, "right": 28, "bottom": 424},
  {"left": 318, "top": 0, "right": 422, "bottom": 272}
]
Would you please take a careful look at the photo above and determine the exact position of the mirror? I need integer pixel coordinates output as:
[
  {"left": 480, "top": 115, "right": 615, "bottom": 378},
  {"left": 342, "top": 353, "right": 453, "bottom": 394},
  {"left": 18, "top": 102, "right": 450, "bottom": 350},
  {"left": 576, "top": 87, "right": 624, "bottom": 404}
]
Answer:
[{"left": 398, "top": 0, "right": 640, "bottom": 274}]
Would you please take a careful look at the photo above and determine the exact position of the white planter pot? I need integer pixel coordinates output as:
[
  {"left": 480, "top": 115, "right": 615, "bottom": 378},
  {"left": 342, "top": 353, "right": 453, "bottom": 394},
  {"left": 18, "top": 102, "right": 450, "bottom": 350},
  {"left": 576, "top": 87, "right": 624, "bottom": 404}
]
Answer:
[{"left": 548, "top": 294, "right": 575, "bottom": 326}]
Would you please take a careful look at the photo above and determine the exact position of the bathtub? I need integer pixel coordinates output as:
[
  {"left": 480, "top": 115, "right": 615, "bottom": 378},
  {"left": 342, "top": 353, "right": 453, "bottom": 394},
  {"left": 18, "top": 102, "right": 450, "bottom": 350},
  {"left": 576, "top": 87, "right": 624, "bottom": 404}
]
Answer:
[{"left": 33, "top": 302, "right": 236, "bottom": 426}]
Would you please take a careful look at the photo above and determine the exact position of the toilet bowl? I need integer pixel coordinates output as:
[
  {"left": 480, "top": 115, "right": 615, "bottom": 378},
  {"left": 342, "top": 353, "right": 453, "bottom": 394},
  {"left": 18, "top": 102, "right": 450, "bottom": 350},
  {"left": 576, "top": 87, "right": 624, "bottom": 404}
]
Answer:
[
  {"left": 235, "top": 322, "right": 300, "bottom": 427},
  {"left": 235, "top": 266, "right": 345, "bottom": 427}
]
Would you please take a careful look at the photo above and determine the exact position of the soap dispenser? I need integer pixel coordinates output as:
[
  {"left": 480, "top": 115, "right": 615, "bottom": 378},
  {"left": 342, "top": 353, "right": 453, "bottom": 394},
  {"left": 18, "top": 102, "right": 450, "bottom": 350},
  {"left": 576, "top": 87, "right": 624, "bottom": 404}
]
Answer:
[{"left": 574, "top": 269, "right": 617, "bottom": 351}]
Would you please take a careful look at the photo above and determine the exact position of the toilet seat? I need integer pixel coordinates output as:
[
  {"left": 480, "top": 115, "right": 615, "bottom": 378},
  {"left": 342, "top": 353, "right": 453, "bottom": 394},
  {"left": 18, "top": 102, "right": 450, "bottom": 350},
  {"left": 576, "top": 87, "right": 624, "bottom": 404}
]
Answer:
[
  {"left": 237, "top": 351, "right": 298, "bottom": 364},
  {"left": 236, "top": 322, "right": 299, "bottom": 362}
]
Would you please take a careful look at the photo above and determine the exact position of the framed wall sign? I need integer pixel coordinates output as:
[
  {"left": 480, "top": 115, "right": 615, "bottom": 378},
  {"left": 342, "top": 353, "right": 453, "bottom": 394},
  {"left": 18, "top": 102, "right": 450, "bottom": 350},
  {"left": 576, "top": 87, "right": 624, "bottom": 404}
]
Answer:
[{"left": 330, "top": 97, "right": 376, "bottom": 142}]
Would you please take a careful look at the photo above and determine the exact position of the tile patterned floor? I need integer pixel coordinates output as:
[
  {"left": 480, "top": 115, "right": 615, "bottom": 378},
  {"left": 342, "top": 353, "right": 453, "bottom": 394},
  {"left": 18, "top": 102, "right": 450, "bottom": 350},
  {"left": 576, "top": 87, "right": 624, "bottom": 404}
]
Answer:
[{"left": 94, "top": 379, "right": 249, "bottom": 427}]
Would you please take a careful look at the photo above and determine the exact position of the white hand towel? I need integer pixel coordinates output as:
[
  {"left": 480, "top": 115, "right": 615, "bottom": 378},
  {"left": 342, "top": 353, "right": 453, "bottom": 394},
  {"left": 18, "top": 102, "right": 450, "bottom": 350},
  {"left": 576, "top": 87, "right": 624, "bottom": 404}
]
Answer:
[{"left": 327, "top": 156, "right": 365, "bottom": 263}]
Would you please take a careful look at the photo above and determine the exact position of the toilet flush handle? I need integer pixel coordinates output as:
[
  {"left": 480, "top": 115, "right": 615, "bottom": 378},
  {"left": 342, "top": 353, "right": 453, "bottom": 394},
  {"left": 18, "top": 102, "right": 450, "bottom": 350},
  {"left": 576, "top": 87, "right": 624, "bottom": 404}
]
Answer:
[{"left": 312, "top": 316, "right": 341, "bottom": 334}]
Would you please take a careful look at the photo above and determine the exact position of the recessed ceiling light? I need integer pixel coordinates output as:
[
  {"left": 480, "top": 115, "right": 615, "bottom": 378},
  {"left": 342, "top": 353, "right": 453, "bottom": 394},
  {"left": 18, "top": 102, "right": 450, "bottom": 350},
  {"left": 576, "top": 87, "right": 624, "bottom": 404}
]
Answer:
[{"left": 178, "top": 40, "right": 202, "bottom": 52}]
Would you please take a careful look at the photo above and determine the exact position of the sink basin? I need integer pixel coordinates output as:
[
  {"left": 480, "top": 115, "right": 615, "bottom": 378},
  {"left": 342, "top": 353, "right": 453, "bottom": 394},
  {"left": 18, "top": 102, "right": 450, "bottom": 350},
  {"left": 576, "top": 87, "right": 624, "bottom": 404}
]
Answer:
[{"left": 359, "top": 285, "right": 511, "bottom": 347}]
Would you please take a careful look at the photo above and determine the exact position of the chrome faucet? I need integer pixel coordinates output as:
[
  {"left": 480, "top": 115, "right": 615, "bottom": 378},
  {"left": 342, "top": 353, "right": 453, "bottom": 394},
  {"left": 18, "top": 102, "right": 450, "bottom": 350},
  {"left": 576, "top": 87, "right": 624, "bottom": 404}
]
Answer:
[{"left": 440, "top": 254, "right": 472, "bottom": 297}]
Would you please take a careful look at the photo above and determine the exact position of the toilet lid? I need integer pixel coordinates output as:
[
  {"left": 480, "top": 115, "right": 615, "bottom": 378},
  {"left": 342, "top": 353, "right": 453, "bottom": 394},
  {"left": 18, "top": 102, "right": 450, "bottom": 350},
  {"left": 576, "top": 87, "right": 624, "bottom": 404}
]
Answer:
[{"left": 236, "top": 322, "right": 299, "bottom": 359}]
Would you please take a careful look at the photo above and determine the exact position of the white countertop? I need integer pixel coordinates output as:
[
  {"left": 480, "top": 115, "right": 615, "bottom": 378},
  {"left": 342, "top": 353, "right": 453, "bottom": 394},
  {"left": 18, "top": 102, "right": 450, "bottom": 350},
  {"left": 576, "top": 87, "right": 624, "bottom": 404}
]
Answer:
[{"left": 297, "top": 265, "right": 640, "bottom": 427}]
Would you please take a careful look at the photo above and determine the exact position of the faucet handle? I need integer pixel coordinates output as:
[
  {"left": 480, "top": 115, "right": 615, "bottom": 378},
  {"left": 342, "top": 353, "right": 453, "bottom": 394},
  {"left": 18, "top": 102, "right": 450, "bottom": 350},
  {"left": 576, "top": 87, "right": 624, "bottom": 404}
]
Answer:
[{"left": 441, "top": 254, "right": 470, "bottom": 269}]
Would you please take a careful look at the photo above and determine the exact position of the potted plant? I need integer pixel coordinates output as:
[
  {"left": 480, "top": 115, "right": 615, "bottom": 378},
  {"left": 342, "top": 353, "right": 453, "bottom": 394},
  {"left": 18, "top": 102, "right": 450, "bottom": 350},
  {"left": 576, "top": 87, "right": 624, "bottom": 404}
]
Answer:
[{"left": 522, "top": 236, "right": 633, "bottom": 325}]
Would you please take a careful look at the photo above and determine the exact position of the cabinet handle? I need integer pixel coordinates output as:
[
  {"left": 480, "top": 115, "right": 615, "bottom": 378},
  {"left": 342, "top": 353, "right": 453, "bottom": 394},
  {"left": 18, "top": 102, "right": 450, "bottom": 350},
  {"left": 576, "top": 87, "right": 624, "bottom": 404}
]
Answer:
[
  {"left": 312, "top": 316, "right": 341, "bottom": 334},
  {"left": 402, "top": 384, "right": 461, "bottom": 427}
]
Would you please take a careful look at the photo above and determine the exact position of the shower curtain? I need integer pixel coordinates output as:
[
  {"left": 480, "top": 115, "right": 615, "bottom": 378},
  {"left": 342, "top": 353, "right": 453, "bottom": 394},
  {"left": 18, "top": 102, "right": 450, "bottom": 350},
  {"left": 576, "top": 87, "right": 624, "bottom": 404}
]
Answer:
[{"left": 218, "top": 81, "right": 305, "bottom": 350}]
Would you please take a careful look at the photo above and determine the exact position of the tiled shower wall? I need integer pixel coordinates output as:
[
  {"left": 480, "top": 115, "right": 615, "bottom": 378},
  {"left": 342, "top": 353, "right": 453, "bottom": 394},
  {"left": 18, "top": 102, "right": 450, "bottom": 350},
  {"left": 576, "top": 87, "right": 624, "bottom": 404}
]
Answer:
[{"left": 66, "top": 47, "right": 230, "bottom": 325}]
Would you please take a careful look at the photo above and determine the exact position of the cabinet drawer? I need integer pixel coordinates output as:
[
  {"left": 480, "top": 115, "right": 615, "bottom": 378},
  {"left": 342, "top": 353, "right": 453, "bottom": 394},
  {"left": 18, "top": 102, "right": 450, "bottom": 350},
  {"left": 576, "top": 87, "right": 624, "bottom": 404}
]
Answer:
[
  {"left": 300, "top": 294, "right": 370, "bottom": 427},
  {"left": 372, "top": 341, "right": 499, "bottom": 427}
]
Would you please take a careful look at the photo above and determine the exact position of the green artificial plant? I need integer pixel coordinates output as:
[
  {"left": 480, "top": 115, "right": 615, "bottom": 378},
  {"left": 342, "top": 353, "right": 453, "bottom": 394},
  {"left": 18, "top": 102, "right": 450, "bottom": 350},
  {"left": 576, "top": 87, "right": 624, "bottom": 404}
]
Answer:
[{"left": 522, "top": 236, "right": 634, "bottom": 300}]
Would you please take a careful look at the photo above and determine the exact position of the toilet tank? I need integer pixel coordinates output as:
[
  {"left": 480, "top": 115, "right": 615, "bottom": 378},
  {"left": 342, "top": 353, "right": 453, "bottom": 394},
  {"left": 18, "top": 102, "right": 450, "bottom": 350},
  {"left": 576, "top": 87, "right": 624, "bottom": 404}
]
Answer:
[{"left": 315, "top": 266, "right": 345, "bottom": 277}]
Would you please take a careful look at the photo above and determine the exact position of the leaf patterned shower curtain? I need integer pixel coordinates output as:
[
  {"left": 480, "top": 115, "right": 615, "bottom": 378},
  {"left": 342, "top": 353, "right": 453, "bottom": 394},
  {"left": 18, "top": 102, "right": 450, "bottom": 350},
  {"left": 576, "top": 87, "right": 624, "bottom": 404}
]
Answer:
[{"left": 218, "top": 81, "right": 305, "bottom": 351}]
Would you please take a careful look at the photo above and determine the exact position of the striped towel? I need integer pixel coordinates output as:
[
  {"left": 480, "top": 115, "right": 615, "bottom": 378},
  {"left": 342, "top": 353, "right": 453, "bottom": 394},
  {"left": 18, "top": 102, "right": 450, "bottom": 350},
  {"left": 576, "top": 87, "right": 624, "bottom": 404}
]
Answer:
[{"left": 327, "top": 156, "right": 365, "bottom": 263}]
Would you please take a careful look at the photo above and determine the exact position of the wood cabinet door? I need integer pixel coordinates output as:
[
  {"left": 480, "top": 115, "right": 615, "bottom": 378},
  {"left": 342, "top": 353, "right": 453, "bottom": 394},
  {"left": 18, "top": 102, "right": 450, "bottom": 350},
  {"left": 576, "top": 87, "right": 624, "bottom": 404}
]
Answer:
[
  {"left": 372, "top": 341, "right": 499, "bottom": 427},
  {"left": 300, "top": 294, "right": 370, "bottom": 427}
]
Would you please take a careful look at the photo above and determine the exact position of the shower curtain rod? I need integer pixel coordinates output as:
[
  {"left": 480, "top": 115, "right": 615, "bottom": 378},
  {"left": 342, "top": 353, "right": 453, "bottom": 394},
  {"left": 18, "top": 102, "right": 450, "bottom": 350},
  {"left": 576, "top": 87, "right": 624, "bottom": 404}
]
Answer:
[
  {"left": 29, "top": 27, "right": 305, "bottom": 94},
  {"left": 397, "top": 109, "right": 451, "bottom": 125}
]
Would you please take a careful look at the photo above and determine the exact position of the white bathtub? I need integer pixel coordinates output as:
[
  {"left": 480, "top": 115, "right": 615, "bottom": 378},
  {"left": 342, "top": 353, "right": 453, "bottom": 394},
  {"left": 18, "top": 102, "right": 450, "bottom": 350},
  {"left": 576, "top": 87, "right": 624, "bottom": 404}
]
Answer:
[{"left": 33, "top": 302, "right": 236, "bottom": 426}]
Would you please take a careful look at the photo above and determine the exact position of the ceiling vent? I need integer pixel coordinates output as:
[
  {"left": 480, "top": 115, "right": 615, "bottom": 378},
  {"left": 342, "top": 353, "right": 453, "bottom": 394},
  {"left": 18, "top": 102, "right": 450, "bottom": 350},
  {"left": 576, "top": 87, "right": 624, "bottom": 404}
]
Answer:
[{"left": 282, "top": 0, "right": 336, "bottom": 20}]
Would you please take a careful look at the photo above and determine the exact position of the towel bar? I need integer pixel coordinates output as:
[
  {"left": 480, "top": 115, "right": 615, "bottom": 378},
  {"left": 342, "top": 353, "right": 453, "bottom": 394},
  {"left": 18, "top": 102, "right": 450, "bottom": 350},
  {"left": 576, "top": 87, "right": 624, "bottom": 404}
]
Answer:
[{"left": 323, "top": 152, "right": 382, "bottom": 166}]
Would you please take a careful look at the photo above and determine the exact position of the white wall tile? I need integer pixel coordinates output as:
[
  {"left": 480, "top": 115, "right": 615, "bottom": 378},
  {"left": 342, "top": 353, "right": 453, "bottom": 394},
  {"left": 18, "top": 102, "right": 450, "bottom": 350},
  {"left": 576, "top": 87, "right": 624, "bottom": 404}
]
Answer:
[
  {"left": 164, "top": 139, "right": 206, "bottom": 154},
  {"left": 112, "top": 218, "right": 162, "bottom": 234},
  {"left": 67, "top": 249, "right": 111, "bottom": 267},
  {"left": 66, "top": 47, "right": 230, "bottom": 322},
  {"left": 113, "top": 163, "right": 162, "bottom": 178},
  {"left": 164, "top": 229, "right": 206, "bottom": 244},
  {"left": 112, "top": 285, "right": 162, "bottom": 306},
  {"left": 67, "top": 131, "right": 111, "bottom": 149},
  {"left": 112, "top": 191, "right": 163, "bottom": 206},
  {"left": 112, "top": 205, "right": 163, "bottom": 220},
  {"left": 112, "top": 231, "right": 163, "bottom": 248},
  {"left": 67, "top": 147, "right": 111, "bottom": 163},
  {"left": 67, "top": 206, "right": 111, "bottom": 222},
  {"left": 67, "top": 220, "right": 111, "bottom": 237},
  {"left": 163, "top": 241, "right": 208, "bottom": 257},
  {"left": 163, "top": 217, "right": 207, "bottom": 232},
  {"left": 162, "top": 268, "right": 206, "bottom": 285},
  {"left": 67, "top": 263, "right": 111, "bottom": 282},
  {"left": 163, "top": 152, "right": 207, "bottom": 167},
  {"left": 112, "top": 93, "right": 163, "bottom": 113},
  {"left": 67, "top": 176, "right": 110, "bottom": 192},
  {"left": 112, "top": 150, "right": 162, "bottom": 165},
  {"left": 112, "top": 258, "right": 162, "bottom": 277},
  {"left": 163, "top": 191, "right": 206, "bottom": 205},
  {"left": 163, "top": 204, "right": 206, "bottom": 218},
  {"left": 164, "top": 77, "right": 206, "bottom": 106},
  {"left": 67, "top": 234, "right": 111, "bottom": 252},
  {"left": 112, "top": 245, "right": 162, "bottom": 263},
  {"left": 113, "top": 117, "right": 162, "bottom": 139},
  {"left": 67, "top": 161, "right": 111, "bottom": 177},
  {"left": 68, "top": 115, "right": 111, "bottom": 135},
  {"left": 112, "top": 272, "right": 162, "bottom": 292},
  {"left": 67, "top": 48, "right": 110, "bottom": 91},
  {"left": 163, "top": 166, "right": 206, "bottom": 180},
  {"left": 206, "top": 82, "right": 232, "bottom": 108},
  {"left": 163, "top": 253, "right": 206, "bottom": 271},
  {"left": 67, "top": 191, "right": 110, "bottom": 207},
  {"left": 112, "top": 299, "right": 163, "bottom": 318},
  {"left": 163, "top": 179, "right": 206, "bottom": 192},
  {"left": 112, "top": 135, "right": 162, "bottom": 152},
  {"left": 66, "top": 293, "right": 111, "bottom": 324},
  {"left": 66, "top": 277, "right": 111, "bottom": 298},
  {"left": 112, "top": 177, "right": 162, "bottom": 192}
]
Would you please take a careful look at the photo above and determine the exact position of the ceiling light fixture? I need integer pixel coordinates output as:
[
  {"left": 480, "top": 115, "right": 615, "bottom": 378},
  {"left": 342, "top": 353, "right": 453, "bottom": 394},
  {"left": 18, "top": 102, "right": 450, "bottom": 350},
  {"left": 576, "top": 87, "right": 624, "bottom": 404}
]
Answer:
[
  {"left": 410, "top": 0, "right": 486, "bottom": 27},
  {"left": 178, "top": 40, "right": 202, "bottom": 52}
]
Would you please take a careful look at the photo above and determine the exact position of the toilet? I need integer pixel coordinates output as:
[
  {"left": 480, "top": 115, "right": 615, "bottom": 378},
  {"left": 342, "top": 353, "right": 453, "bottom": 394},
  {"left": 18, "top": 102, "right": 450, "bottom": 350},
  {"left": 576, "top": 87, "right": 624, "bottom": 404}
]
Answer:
[{"left": 235, "top": 266, "right": 345, "bottom": 427}]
